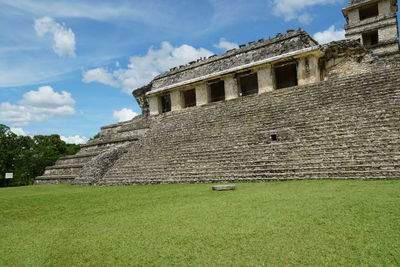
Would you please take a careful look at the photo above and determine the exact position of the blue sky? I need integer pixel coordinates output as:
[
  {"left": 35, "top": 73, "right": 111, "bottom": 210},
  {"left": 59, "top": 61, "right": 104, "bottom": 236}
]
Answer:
[{"left": 0, "top": 0, "right": 389, "bottom": 143}]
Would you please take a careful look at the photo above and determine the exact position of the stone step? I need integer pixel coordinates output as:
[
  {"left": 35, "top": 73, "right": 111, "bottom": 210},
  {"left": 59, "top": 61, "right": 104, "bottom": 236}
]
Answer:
[
  {"left": 107, "top": 163, "right": 400, "bottom": 177},
  {"left": 99, "top": 170, "right": 400, "bottom": 186},
  {"left": 44, "top": 167, "right": 82, "bottom": 176},
  {"left": 34, "top": 175, "right": 76, "bottom": 185},
  {"left": 57, "top": 152, "right": 101, "bottom": 165},
  {"left": 114, "top": 161, "right": 400, "bottom": 172},
  {"left": 45, "top": 164, "right": 84, "bottom": 170},
  {"left": 116, "top": 151, "right": 400, "bottom": 166},
  {"left": 140, "top": 136, "right": 400, "bottom": 151}
]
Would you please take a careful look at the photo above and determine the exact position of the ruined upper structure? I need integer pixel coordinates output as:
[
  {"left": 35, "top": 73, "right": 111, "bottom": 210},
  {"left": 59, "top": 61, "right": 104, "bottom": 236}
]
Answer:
[
  {"left": 343, "top": 0, "right": 399, "bottom": 54},
  {"left": 35, "top": 1, "right": 400, "bottom": 186},
  {"left": 138, "top": 30, "right": 323, "bottom": 116},
  {"left": 131, "top": 0, "right": 399, "bottom": 118}
]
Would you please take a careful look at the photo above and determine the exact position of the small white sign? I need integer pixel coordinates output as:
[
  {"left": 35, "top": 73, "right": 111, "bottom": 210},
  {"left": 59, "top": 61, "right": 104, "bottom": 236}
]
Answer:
[{"left": 5, "top": 173, "right": 13, "bottom": 179}]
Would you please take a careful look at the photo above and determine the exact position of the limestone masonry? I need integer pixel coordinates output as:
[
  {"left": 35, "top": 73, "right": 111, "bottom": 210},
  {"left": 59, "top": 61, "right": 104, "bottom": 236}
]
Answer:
[{"left": 35, "top": 0, "right": 400, "bottom": 185}]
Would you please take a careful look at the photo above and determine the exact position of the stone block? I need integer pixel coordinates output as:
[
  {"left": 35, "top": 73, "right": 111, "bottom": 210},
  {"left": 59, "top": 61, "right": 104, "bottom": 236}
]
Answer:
[
  {"left": 196, "top": 84, "right": 209, "bottom": 106},
  {"left": 149, "top": 96, "right": 161, "bottom": 116},
  {"left": 212, "top": 185, "right": 236, "bottom": 191},
  {"left": 224, "top": 75, "right": 239, "bottom": 100},
  {"left": 257, "top": 66, "right": 274, "bottom": 93},
  {"left": 171, "top": 90, "right": 184, "bottom": 111}
]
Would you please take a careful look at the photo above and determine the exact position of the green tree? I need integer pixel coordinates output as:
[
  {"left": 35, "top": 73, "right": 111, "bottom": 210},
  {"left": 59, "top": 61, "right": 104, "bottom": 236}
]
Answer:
[
  {"left": 0, "top": 125, "right": 80, "bottom": 187},
  {"left": 89, "top": 132, "right": 100, "bottom": 141}
]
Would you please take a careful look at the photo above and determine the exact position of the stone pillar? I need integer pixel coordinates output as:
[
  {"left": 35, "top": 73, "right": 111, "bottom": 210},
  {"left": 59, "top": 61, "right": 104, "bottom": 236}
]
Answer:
[
  {"left": 196, "top": 83, "right": 209, "bottom": 106},
  {"left": 170, "top": 90, "right": 183, "bottom": 111},
  {"left": 149, "top": 96, "right": 161, "bottom": 116},
  {"left": 378, "top": 0, "right": 391, "bottom": 15},
  {"left": 257, "top": 65, "right": 274, "bottom": 94},
  {"left": 223, "top": 75, "right": 239, "bottom": 100},
  {"left": 347, "top": 9, "right": 360, "bottom": 24},
  {"left": 297, "top": 56, "right": 320, "bottom": 86}
]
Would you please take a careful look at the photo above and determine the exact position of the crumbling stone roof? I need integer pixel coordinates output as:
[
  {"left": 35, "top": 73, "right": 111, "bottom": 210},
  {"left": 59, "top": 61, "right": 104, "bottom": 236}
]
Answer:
[
  {"left": 346, "top": 0, "right": 396, "bottom": 9},
  {"left": 344, "top": 0, "right": 376, "bottom": 11},
  {"left": 140, "top": 29, "right": 318, "bottom": 94},
  {"left": 320, "top": 39, "right": 369, "bottom": 61},
  {"left": 350, "top": 0, "right": 370, "bottom": 4},
  {"left": 132, "top": 83, "right": 152, "bottom": 115}
]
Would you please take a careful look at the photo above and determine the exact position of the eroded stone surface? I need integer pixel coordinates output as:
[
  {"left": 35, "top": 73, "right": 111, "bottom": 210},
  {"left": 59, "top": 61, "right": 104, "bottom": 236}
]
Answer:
[
  {"left": 73, "top": 145, "right": 130, "bottom": 186},
  {"left": 148, "top": 30, "right": 318, "bottom": 93}
]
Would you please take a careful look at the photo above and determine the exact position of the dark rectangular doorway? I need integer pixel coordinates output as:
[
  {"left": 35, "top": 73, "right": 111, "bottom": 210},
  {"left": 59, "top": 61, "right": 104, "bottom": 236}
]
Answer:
[
  {"left": 209, "top": 80, "right": 225, "bottom": 102},
  {"left": 183, "top": 89, "right": 196, "bottom": 108},
  {"left": 160, "top": 94, "right": 171, "bottom": 113},
  {"left": 359, "top": 4, "right": 379, "bottom": 21},
  {"left": 362, "top": 30, "right": 379, "bottom": 46},
  {"left": 275, "top": 63, "right": 298, "bottom": 89},
  {"left": 239, "top": 73, "right": 259, "bottom": 96}
]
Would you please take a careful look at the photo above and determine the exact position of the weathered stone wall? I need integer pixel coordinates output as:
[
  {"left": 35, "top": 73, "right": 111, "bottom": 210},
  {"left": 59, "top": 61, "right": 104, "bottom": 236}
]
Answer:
[
  {"left": 132, "top": 84, "right": 151, "bottom": 115},
  {"left": 343, "top": 0, "right": 399, "bottom": 54},
  {"left": 95, "top": 56, "right": 400, "bottom": 185}
]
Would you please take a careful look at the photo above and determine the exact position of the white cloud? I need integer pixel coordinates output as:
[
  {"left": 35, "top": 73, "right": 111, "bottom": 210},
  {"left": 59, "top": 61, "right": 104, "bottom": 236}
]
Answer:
[
  {"left": 113, "top": 108, "right": 138, "bottom": 122},
  {"left": 214, "top": 38, "right": 239, "bottom": 51},
  {"left": 61, "top": 135, "right": 88, "bottom": 145},
  {"left": 3, "top": 0, "right": 172, "bottom": 28},
  {"left": 313, "top": 25, "right": 345, "bottom": 44},
  {"left": 34, "top": 16, "right": 76, "bottom": 57},
  {"left": 10, "top": 127, "right": 28, "bottom": 136},
  {"left": 0, "top": 103, "right": 32, "bottom": 127},
  {"left": 271, "top": 0, "right": 342, "bottom": 24},
  {"left": 84, "top": 41, "right": 213, "bottom": 94},
  {"left": 0, "top": 86, "right": 76, "bottom": 127},
  {"left": 298, "top": 13, "right": 314, "bottom": 25},
  {"left": 20, "top": 86, "right": 75, "bottom": 107},
  {"left": 82, "top": 68, "right": 119, "bottom": 87}
]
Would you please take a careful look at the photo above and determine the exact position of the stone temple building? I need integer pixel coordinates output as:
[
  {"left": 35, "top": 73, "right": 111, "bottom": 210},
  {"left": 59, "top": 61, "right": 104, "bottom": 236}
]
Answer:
[{"left": 35, "top": 0, "right": 400, "bottom": 185}]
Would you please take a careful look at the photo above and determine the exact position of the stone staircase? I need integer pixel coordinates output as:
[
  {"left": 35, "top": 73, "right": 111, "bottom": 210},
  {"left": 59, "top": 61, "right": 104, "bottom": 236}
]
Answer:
[
  {"left": 96, "top": 57, "right": 400, "bottom": 185},
  {"left": 34, "top": 116, "right": 150, "bottom": 185}
]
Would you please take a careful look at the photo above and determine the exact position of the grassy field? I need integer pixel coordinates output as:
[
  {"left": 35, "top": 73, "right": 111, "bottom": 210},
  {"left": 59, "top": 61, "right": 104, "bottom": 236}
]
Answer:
[{"left": 0, "top": 180, "right": 399, "bottom": 266}]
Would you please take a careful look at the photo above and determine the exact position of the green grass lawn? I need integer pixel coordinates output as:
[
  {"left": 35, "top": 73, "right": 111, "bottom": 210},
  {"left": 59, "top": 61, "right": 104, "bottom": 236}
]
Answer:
[{"left": 1, "top": 180, "right": 399, "bottom": 266}]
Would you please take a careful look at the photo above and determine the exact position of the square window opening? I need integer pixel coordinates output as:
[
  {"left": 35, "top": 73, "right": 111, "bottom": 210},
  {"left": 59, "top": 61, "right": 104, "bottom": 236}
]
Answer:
[
  {"left": 275, "top": 63, "right": 298, "bottom": 89},
  {"left": 209, "top": 80, "right": 225, "bottom": 102},
  {"left": 362, "top": 30, "right": 379, "bottom": 46},
  {"left": 271, "top": 134, "right": 278, "bottom": 142},
  {"left": 239, "top": 73, "right": 259, "bottom": 96},
  {"left": 183, "top": 89, "right": 196, "bottom": 108},
  {"left": 359, "top": 4, "right": 379, "bottom": 20},
  {"left": 160, "top": 94, "right": 171, "bottom": 113}
]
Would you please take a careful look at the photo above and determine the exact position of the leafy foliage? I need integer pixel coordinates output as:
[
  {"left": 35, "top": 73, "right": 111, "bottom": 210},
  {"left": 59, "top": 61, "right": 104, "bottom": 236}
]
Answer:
[
  {"left": 89, "top": 132, "right": 100, "bottom": 141},
  {"left": 0, "top": 124, "right": 80, "bottom": 186}
]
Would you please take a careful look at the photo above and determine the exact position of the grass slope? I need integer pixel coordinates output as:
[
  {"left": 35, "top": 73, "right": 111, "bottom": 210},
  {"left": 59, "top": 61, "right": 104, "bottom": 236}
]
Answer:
[{"left": 1, "top": 180, "right": 399, "bottom": 266}]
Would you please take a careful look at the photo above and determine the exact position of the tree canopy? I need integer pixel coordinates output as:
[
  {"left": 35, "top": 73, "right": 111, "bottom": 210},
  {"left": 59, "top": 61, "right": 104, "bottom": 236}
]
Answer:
[{"left": 0, "top": 124, "right": 80, "bottom": 187}]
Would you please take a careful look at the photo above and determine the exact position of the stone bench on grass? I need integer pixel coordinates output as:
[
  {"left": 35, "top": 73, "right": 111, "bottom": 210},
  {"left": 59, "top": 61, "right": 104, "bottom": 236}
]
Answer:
[{"left": 212, "top": 185, "right": 236, "bottom": 191}]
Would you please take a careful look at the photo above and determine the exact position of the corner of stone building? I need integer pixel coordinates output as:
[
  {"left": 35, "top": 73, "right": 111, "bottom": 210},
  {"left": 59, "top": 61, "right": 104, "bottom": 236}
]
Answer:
[
  {"left": 132, "top": 83, "right": 152, "bottom": 116},
  {"left": 319, "top": 40, "right": 377, "bottom": 80}
]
